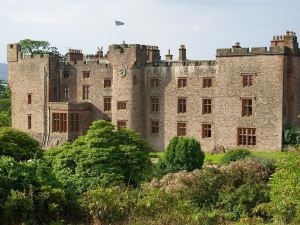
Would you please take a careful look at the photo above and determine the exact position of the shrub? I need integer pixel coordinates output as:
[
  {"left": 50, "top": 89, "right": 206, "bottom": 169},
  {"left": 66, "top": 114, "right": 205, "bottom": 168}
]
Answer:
[
  {"left": 150, "top": 168, "right": 226, "bottom": 208},
  {"left": 221, "top": 158, "right": 273, "bottom": 187},
  {"left": 1, "top": 190, "right": 33, "bottom": 225},
  {"left": 80, "top": 187, "right": 134, "bottom": 224},
  {"left": 0, "top": 127, "right": 42, "bottom": 160},
  {"left": 46, "top": 120, "right": 151, "bottom": 193},
  {"left": 131, "top": 187, "right": 199, "bottom": 225},
  {"left": 268, "top": 152, "right": 300, "bottom": 224},
  {"left": 159, "top": 136, "right": 204, "bottom": 173},
  {"left": 220, "top": 148, "right": 252, "bottom": 165},
  {"left": 283, "top": 127, "right": 300, "bottom": 145}
]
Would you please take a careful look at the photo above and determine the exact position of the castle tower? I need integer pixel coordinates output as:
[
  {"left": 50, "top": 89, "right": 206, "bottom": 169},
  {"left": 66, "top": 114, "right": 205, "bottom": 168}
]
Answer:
[{"left": 108, "top": 43, "right": 148, "bottom": 136}]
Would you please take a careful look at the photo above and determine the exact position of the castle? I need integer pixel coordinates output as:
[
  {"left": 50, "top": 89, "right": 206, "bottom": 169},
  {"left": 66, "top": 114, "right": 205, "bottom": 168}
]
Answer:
[{"left": 7, "top": 31, "right": 300, "bottom": 151}]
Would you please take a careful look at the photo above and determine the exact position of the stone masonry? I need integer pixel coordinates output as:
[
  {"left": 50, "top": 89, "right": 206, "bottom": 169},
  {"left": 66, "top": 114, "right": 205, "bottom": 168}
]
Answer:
[{"left": 7, "top": 31, "right": 300, "bottom": 151}]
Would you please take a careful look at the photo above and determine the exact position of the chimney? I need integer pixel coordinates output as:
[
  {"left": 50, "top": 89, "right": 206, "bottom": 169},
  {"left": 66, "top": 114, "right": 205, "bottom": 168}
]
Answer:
[
  {"left": 232, "top": 42, "right": 241, "bottom": 48},
  {"left": 148, "top": 46, "right": 161, "bottom": 62},
  {"left": 179, "top": 45, "right": 186, "bottom": 61},
  {"left": 165, "top": 49, "right": 173, "bottom": 60}
]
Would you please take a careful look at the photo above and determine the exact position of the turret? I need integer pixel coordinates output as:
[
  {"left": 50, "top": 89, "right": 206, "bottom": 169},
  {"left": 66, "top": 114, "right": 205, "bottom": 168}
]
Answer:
[
  {"left": 7, "top": 43, "right": 21, "bottom": 62},
  {"left": 271, "top": 31, "right": 298, "bottom": 53}
]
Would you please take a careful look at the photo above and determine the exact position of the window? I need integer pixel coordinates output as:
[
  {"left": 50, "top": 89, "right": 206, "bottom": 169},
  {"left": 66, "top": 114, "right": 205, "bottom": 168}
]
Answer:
[
  {"left": 133, "top": 75, "right": 137, "bottom": 85},
  {"left": 52, "top": 113, "right": 67, "bottom": 133},
  {"left": 242, "top": 98, "right": 253, "bottom": 116},
  {"left": 202, "top": 123, "right": 212, "bottom": 138},
  {"left": 117, "top": 120, "right": 127, "bottom": 129},
  {"left": 203, "top": 78, "right": 212, "bottom": 88},
  {"left": 27, "top": 94, "right": 32, "bottom": 104},
  {"left": 104, "top": 97, "right": 111, "bottom": 111},
  {"left": 242, "top": 74, "right": 254, "bottom": 87},
  {"left": 177, "top": 122, "right": 186, "bottom": 136},
  {"left": 63, "top": 86, "right": 69, "bottom": 99},
  {"left": 151, "top": 121, "right": 159, "bottom": 134},
  {"left": 178, "top": 98, "right": 187, "bottom": 113},
  {"left": 83, "top": 71, "right": 90, "bottom": 78},
  {"left": 104, "top": 79, "right": 112, "bottom": 88},
  {"left": 150, "top": 78, "right": 159, "bottom": 88},
  {"left": 27, "top": 115, "right": 32, "bottom": 130},
  {"left": 117, "top": 101, "right": 127, "bottom": 110},
  {"left": 69, "top": 113, "right": 80, "bottom": 132},
  {"left": 83, "top": 86, "right": 90, "bottom": 100},
  {"left": 178, "top": 78, "right": 187, "bottom": 88},
  {"left": 151, "top": 97, "right": 159, "bottom": 112},
  {"left": 238, "top": 128, "right": 256, "bottom": 146},
  {"left": 63, "top": 71, "right": 69, "bottom": 79},
  {"left": 202, "top": 98, "right": 212, "bottom": 114}
]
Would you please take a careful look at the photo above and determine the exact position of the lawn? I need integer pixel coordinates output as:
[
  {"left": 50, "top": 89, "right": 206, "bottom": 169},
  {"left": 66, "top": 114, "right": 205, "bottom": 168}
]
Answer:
[
  {"left": 205, "top": 150, "right": 288, "bottom": 165},
  {"left": 150, "top": 150, "right": 289, "bottom": 165}
]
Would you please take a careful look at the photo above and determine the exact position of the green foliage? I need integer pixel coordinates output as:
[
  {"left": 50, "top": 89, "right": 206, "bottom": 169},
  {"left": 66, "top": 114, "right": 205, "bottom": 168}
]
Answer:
[
  {"left": 218, "top": 183, "right": 270, "bottom": 219},
  {"left": 80, "top": 187, "right": 134, "bottom": 224},
  {"left": 283, "top": 127, "right": 300, "bottom": 145},
  {"left": 159, "top": 136, "right": 204, "bottom": 173},
  {"left": 220, "top": 148, "right": 252, "bottom": 165},
  {"left": 19, "top": 39, "right": 59, "bottom": 55},
  {"left": 0, "top": 127, "right": 42, "bottom": 160},
  {"left": 269, "top": 152, "right": 300, "bottom": 224},
  {"left": 0, "top": 82, "right": 11, "bottom": 127},
  {"left": 181, "top": 168, "right": 226, "bottom": 208},
  {"left": 218, "top": 159, "right": 273, "bottom": 220},
  {"left": 1, "top": 190, "right": 33, "bottom": 225},
  {"left": 46, "top": 120, "right": 151, "bottom": 193},
  {"left": 132, "top": 187, "right": 199, "bottom": 225}
]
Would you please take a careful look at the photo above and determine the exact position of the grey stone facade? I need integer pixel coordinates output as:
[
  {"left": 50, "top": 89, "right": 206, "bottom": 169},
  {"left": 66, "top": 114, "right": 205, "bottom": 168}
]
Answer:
[{"left": 7, "top": 31, "right": 300, "bottom": 151}]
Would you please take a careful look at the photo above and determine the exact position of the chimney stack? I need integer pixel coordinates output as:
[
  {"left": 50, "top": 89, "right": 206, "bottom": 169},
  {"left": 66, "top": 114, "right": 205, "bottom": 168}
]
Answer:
[
  {"left": 179, "top": 45, "right": 186, "bottom": 61},
  {"left": 165, "top": 49, "right": 173, "bottom": 60}
]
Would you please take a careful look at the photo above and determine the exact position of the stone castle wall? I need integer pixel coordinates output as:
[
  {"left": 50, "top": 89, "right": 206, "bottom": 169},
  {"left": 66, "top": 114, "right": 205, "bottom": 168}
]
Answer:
[{"left": 7, "top": 31, "right": 300, "bottom": 152}]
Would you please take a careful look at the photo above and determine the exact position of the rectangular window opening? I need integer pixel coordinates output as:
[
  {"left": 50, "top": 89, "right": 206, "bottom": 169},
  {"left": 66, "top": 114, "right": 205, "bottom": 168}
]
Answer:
[
  {"left": 238, "top": 128, "right": 256, "bottom": 146},
  {"left": 177, "top": 122, "right": 186, "bottom": 136},
  {"left": 178, "top": 98, "right": 187, "bottom": 113}
]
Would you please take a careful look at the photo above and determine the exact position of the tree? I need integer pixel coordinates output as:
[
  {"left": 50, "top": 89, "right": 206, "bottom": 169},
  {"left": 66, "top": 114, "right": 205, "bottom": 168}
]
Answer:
[
  {"left": 46, "top": 120, "right": 151, "bottom": 193},
  {"left": 19, "top": 39, "right": 59, "bottom": 55},
  {"left": 159, "top": 136, "right": 204, "bottom": 173},
  {"left": 0, "top": 127, "right": 42, "bottom": 161}
]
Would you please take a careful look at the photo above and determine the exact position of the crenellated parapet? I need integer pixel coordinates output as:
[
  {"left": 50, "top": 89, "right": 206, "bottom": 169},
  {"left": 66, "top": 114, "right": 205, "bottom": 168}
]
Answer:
[{"left": 216, "top": 46, "right": 292, "bottom": 57}]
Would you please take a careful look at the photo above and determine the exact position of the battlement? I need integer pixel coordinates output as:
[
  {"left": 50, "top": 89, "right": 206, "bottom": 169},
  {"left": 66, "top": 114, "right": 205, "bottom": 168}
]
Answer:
[
  {"left": 216, "top": 46, "right": 292, "bottom": 57},
  {"left": 146, "top": 60, "right": 216, "bottom": 67},
  {"left": 218, "top": 31, "right": 299, "bottom": 57}
]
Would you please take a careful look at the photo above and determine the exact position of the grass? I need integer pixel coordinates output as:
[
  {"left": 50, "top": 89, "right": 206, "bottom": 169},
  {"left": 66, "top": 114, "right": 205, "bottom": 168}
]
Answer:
[
  {"left": 205, "top": 150, "right": 289, "bottom": 165},
  {"left": 150, "top": 150, "right": 290, "bottom": 165}
]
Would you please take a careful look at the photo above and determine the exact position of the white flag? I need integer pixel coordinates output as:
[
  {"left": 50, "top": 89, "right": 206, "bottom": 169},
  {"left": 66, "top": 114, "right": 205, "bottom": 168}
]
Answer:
[{"left": 115, "top": 20, "right": 125, "bottom": 26}]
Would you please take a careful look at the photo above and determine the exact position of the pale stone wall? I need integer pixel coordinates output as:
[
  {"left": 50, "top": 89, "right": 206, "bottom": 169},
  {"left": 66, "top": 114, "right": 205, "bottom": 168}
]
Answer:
[
  {"left": 8, "top": 31, "right": 300, "bottom": 152},
  {"left": 214, "top": 55, "right": 284, "bottom": 151}
]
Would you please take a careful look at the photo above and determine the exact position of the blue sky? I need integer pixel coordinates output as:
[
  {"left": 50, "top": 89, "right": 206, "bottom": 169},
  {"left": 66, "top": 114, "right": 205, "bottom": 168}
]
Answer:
[{"left": 1, "top": 0, "right": 300, "bottom": 63}]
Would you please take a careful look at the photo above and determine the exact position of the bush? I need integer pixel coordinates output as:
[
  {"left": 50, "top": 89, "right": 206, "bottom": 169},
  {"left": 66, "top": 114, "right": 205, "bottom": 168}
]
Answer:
[
  {"left": 46, "top": 120, "right": 151, "bottom": 193},
  {"left": 283, "top": 127, "right": 300, "bottom": 145},
  {"left": 150, "top": 168, "right": 226, "bottom": 208},
  {"left": 80, "top": 187, "right": 134, "bottom": 224},
  {"left": 1, "top": 190, "right": 33, "bottom": 225},
  {"left": 158, "top": 136, "right": 204, "bottom": 173},
  {"left": 220, "top": 148, "right": 252, "bottom": 165},
  {"left": 0, "top": 127, "right": 42, "bottom": 160},
  {"left": 268, "top": 152, "right": 300, "bottom": 224},
  {"left": 131, "top": 187, "right": 199, "bottom": 225}
]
